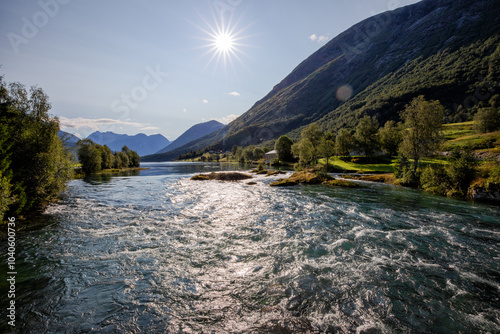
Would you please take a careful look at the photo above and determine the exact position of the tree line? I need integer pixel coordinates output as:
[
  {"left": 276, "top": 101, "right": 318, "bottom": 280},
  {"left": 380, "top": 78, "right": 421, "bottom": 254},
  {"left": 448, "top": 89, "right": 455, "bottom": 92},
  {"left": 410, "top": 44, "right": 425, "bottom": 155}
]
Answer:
[
  {"left": 274, "top": 95, "right": 499, "bottom": 197},
  {"left": 77, "top": 140, "right": 140, "bottom": 175},
  {"left": 1, "top": 77, "right": 73, "bottom": 221}
]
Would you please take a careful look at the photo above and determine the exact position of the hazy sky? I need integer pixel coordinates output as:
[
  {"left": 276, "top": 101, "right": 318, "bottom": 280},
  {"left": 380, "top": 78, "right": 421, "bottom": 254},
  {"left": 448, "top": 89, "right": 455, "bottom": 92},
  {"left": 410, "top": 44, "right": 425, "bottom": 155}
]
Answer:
[{"left": 0, "top": 0, "right": 421, "bottom": 140}]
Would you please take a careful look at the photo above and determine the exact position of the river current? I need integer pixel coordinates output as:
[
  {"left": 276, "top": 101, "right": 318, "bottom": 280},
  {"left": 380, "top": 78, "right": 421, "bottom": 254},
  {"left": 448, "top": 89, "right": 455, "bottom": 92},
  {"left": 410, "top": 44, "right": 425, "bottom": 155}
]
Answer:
[{"left": 1, "top": 162, "right": 499, "bottom": 333}]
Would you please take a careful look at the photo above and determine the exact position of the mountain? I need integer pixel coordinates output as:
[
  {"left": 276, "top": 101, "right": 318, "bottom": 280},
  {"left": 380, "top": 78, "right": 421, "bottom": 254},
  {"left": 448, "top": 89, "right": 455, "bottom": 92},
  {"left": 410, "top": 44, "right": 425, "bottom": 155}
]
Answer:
[
  {"left": 142, "top": 0, "right": 500, "bottom": 162},
  {"left": 58, "top": 130, "right": 80, "bottom": 146},
  {"left": 58, "top": 130, "right": 80, "bottom": 158},
  {"left": 87, "top": 131, "right": 170, "bottom": 156},
  {"left": 155, "top": 120, "right": 224, "bottom": 154}
]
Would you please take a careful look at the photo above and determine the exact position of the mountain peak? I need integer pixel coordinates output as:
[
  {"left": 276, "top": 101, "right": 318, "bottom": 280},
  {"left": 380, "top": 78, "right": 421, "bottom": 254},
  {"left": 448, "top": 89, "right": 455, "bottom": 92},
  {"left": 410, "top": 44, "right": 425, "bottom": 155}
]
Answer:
[
  {"left": 87, "top": 131, "right": 170, "bottom": 156},
  {"left": 154, "top": 120, "right": 225, "bottom": 154}
]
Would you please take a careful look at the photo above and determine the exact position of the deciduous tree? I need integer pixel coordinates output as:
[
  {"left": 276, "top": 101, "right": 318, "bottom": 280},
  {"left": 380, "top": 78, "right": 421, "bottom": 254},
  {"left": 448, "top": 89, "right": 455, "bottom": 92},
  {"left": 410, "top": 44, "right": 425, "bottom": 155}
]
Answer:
[
  {"left": 399, "top": 95, "right": 444, "bottom": 173},
  {"left": 354, "top": 115, "right": 379, "bottom": 158},
  {"left": 274, "top": 135, "right": 294, "bottom": 162},
  {"left": 0, "top": 78, "right": 73, "bottom": 219},
  {"left": 335, "top": 128, "right": 353, "bottom": 157},
  {"left": 378, "top": 120, "right": 403, "bottom": 156},
  {"left": 318, "top": 133, "right": 336, "bottom": 171}
]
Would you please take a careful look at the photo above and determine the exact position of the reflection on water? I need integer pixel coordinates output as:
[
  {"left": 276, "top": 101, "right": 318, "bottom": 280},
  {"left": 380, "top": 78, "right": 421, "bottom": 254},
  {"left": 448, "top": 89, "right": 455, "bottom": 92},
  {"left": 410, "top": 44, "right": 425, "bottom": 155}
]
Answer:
[{"left": 1, "top": 162, "right": 499, "bottom": 333}]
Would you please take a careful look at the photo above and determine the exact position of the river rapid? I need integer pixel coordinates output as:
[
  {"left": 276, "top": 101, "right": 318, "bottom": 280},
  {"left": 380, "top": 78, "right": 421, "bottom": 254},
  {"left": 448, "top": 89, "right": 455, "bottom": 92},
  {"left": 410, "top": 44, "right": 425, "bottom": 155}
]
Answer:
[{"left": 1, "top": 162, "right": 499, "bottom": 333}]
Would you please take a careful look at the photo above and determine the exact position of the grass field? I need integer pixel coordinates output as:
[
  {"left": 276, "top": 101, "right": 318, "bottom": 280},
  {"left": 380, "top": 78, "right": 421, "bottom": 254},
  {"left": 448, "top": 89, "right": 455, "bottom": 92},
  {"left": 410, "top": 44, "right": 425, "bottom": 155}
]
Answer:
[
  {"left": 317, "top": 121, "right": 499, "bottom": 173},
  {"left": 320, "top": 156, "right": 449, "bottom": 173},
  {"left": 442, "top": 121, "right": 500, "bottom": 151}
]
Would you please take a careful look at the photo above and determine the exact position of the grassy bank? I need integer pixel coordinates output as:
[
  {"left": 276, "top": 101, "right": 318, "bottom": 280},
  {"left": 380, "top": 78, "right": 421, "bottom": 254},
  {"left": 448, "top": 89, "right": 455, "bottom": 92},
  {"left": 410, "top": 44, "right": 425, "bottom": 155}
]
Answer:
[{"left": 74, "top": 167, "right": 149, "bottom": 178}]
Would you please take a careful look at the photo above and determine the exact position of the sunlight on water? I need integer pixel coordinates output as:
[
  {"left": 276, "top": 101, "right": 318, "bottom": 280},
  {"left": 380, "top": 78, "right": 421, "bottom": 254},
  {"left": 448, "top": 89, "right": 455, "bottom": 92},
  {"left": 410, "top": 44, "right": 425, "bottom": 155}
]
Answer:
[{"left": 2, "top": 163, "right": 499, "bottom": 333}]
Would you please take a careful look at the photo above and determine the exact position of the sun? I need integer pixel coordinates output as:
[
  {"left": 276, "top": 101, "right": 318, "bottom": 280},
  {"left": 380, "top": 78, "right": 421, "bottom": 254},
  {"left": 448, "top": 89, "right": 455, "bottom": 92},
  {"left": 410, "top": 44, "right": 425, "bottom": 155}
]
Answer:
[
  {"left": 214, "top": 32, "right": 234, "bottom": 53},
  {"left": 194, "top": 10, "right": 250, "bottom": 73}
]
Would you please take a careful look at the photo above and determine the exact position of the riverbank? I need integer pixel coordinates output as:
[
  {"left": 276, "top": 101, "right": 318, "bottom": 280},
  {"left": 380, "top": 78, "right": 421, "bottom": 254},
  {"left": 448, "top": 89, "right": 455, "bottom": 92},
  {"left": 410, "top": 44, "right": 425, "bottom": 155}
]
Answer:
[{"left": 74, "top": 167, "right": 149, "bottom": 178}]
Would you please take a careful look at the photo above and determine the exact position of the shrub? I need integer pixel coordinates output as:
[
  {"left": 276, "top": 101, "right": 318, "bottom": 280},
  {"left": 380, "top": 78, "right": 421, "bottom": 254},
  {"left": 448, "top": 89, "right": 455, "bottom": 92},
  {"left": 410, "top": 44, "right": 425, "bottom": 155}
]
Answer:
[
  {"left": 473, "top": 108, "right": 500, "bottom": 133},
  {"left": 394, "top": 155, "right": 419, "bottom": 187},
  {"left": 420, "top": 165, "right": 451, "bottom": 195},
  {"left": 448, "top": 148, "right": 477, "bottom": 194}
]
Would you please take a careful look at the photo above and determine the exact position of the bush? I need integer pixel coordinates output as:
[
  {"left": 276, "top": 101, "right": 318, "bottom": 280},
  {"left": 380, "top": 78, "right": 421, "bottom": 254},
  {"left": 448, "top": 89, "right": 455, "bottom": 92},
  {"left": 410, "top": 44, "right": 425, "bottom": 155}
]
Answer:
[
  {"left": 474, "top": 108, "right": 500, "bottom": 133},
  {"left": 448, "top": 148, "right": 477, "bottom": 194},
  {"left": 394, "top": 155, "right": 419, "bottom": 187},
  {"left": 420, "top": 165, "right": 451, "bottom": 195}
]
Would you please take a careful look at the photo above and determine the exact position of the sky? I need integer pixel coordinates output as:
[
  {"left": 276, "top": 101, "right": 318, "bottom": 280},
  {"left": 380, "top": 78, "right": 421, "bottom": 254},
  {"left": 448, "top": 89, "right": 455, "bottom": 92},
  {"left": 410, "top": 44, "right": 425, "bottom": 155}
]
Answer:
[{"left": 0, "top": 0, "right": 421, "bottom": 140}]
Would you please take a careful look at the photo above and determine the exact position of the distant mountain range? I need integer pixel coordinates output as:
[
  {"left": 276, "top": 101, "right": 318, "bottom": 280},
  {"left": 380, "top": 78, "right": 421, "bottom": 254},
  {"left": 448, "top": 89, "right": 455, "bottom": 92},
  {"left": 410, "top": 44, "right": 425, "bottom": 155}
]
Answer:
[
  {"left": 142, "top": 0, "right": 500, "bottom": 162},
  {"left": 87, "top": 131, "right": 170, "bottom": 156},
  {"left": 155, "top": 120, "right": 224, "bottom": 154},
  {"left": 57, "top": 121, "right": 224, "bottom": 158}
]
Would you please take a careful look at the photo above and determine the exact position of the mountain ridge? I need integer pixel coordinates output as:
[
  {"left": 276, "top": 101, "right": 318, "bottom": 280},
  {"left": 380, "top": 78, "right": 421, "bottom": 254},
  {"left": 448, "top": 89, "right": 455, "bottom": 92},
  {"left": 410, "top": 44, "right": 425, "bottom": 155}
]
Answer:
[
  {"left": 87, "top": 131, "right": 170, "bottom": 157},
  {"left": 155, "top": 120, "right": 224, "bottom": 154},
  {"left": 142, "top": 0, "right": 500, "bottom": 162}
]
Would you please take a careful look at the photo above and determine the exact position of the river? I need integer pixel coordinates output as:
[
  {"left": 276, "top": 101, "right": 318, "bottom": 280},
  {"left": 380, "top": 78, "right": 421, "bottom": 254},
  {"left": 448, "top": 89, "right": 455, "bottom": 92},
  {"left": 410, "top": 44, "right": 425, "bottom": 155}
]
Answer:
[{"left": 1, "top": 162, "right": 499, "bottom": 333}]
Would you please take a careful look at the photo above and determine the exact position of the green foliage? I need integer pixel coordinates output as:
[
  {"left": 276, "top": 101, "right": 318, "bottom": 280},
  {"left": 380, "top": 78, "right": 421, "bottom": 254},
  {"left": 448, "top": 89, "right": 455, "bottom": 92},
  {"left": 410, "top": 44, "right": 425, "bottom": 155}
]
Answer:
[
  {"left": 399, "top": 96, "right": 444, "bottom": 172},
  {"left": 378, "top": 120, "right": 403, "bottom": 156},
  {"left": 478, "top": 161, "right": 500, "bottom": 188},
  {"left": 292, "top": 139, "right": 315, "bottom": 167},
  {"left": 116, "top": 151, "right": 129, "bottom": 168},
  {"left": 77, "top": 139, "right": 102, "bottom": 175},
  {"left": 242, "top": 145, "right": 256, "bottom": 162},
  {"left": 420, "top": 165, "right": 452, "bottom": 196},
  {"left": 0, "top": 78, "right": 73, "bottom": 220},
  {"left": 442, "top": 129, "right": 500, "bottom": 151},
  {"left": 100, "top": 145, "right": 114, "bottom": 170},
  {"left": 318, "top": 136, "right": 336, "bottom": 172},
  {"left": 394, "top": 155, "right": 418, "bottom": 186},
  {"left": 274, "top": 135, "right": 294, "bottom": 162},
  {"left": 301, "top": 123, "right": 322, "bottom": 147},
  {"left": 125, "top": 148, "right": 140, "bottom": 167},
  {"left": 253, "top": 147, "right": 264, "bottom": 160},
  {"left": 354, "top": 115, "right": 380, "bottom": 158},
  {"left": 473, "top": 107, "right": 500, "bottom": 133},
  {"left": 448, "top": 148, "right": 478, "bottom": 194},
  {"left": 77, "top": 140, "right": 140, "bottom": 174},
  {"left": 335, "top": 128, "right": 353, "bottom": 157},
  {"left": 0, "top": 172, "right": 15, "bottom": 219},
  {"left": 292, "top": 123, "right": 323, "bottom": 167}
]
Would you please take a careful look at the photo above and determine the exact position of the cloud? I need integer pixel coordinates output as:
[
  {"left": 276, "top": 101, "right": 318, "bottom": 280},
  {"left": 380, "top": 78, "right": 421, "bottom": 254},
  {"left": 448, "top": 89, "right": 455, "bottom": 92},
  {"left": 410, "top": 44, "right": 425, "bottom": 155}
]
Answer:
[
  {"left": 228, "top": 91, "right": 240, "bottom": 96},
  {"left": 202, "top": 99, "right": 209, "bottom": 104},
  {"left": 59, "top": 116, "right": 160, "bottom": 137},
  {"left": 214, "top": 114, "right": 239, "bottom": 124},
  {"left": 309, "top": 33, "right": 329, "bottom": 43},
  {"left": 59, "top": 117, "right": 147, "bottom": 131}
]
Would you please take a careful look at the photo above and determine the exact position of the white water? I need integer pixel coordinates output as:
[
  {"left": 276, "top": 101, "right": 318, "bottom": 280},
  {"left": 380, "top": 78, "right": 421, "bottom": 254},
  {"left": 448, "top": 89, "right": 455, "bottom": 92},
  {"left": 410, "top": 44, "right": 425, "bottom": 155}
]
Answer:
[{"left": 1, "top": 162, "right": 499, "bottom": 333}]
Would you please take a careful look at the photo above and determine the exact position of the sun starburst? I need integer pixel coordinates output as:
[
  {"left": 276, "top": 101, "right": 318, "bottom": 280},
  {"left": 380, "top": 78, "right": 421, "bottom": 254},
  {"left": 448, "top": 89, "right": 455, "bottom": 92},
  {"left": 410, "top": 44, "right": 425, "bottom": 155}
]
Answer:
[{"left": 194, "top": 9, "right": 250, "bottom": 73}]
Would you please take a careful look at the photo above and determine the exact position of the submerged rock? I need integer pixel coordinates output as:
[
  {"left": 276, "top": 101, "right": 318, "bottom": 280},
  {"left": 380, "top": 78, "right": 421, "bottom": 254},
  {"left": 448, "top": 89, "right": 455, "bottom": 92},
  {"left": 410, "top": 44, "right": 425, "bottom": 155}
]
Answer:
[
  {"left": 323, "top": 179, "right": 360, "bottom": 188},
  {"left": 190, "top": 172, "right": 253, "bottom": 181},
  {"left": 250, "top": 169, "right": 287, "bottom": 176}
]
